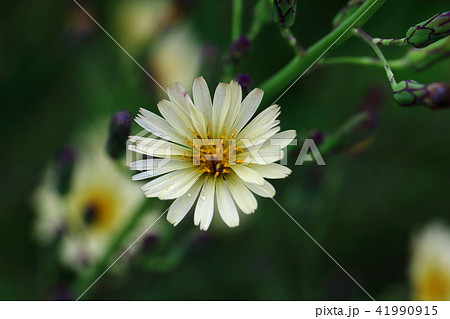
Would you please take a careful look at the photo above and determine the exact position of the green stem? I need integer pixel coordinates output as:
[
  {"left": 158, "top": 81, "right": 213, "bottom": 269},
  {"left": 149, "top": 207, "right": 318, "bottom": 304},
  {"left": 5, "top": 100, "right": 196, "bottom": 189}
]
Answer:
[
  {"left": 232, "top": 0, "right": 243, "bottom": 41},
  {"left": 372, "top": 37, "right": 407, "bottom": 46},
  {"left": 322, "top": 56, "right": 406, "bottom": 69},
  {"left": 318, "top": 112, "right": 368, "bottom": 155},
  {"left": 259, "top": 0, "right": 387, "bottom": 103},
  {"left": 355, "top": 28, "right": 398, "bottom": 88},
  {"left": 280, "top": 28, "right": 306, "bottom": 55},
  {"left": 73, "top": 200, "right": 155, "bottom": 299}
]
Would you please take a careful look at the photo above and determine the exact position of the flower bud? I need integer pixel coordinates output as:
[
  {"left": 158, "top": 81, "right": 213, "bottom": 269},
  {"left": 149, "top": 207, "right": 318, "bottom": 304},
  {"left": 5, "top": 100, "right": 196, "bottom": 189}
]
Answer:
[
  {"left": 405, "top": 12, "right": 450, "bottom": 48},
  {"left": 106, "top": 110, "right": 132, "bottom": 159},
  {"left": 332, "top": 0, "right": 365, "bottom": 28},
  {"left": 234, "top": 73, "right": 253, "bottom": 93},
  {"left": 393, "top": 80, "right": 450, "bottom": 110},
  {"left": 227, "top": 36, "right": 251, "bottom": 64},
  {"left": 54, "top": 147, "right": 76, "bottom": 195},
  {"left": 404, "top": 37, "right": 450, "bottom": 71},
  {"left": 273, "top": 0, "right": 297, "bottom": 28}
]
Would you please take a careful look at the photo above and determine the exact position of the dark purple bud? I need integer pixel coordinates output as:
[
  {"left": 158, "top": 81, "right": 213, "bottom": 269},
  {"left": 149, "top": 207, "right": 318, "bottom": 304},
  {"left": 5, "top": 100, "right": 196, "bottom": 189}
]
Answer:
[
  {"left": 394, "top": 80, "right": 450, "bottom": 110},
  {"left": 141, "top": 234, "right": 159, "bottom": 252},
  {"left": 234, "top": 73, "right": 253, "bottom": 93},
  {"left": 306, "top": 129, "right": 324, "bottom": 146},
  {"left": 54, "top": 146, "right": 77, "bottom": 195},
  {"left": 358, "top": 85, "right": 386, "bottom": 113},
  {"left": 106, "top": 110, "right": 132, "bottom": 159},
  {"left": 359, "top": 110, "right": 379, "bottom": 131},
  {"left": 49, "top": 285, "right": 73, "bottom": 301},
  {"left": 227, "top": 36, "right": 251, "bottom": 64}
]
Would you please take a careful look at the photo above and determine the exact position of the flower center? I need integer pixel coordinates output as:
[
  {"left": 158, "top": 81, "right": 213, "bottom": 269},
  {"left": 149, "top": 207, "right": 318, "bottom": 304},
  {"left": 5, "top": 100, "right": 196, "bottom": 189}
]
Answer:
[
  {"left": 81, "top": 190, "right": 117, "bottom": 231},
  {"left": 184, "top": 123, "right": 244, "bottom": 178}
]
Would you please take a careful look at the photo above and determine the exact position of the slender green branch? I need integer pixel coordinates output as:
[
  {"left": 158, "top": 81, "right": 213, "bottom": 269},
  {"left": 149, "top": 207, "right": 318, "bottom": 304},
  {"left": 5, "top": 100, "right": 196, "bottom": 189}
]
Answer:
[
  {"left": 232, "top": 0, "right": 243, "bottom": 40},
  {"left": 259, "top": 0, "right": 387, "bottom": 103},
  {"left": 355, "top": 28, "right": 398, "bottom": 88},
  {"left": 280, "top": 28, "right": 306, "bottom": 55},
  {"left": 74, "top": 200, "right": 155, "bottom": 299},
  {"left": 322, "top": 56, "right": 406, "bottom": 69},
  {"left": 372, "top": 36, "right": 406, "bottom": 46}
]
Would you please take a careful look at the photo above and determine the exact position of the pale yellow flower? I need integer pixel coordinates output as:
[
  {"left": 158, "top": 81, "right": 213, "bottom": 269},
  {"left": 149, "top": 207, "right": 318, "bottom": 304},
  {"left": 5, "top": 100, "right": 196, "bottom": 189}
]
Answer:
[
  {"left": 149, "top": 25, "right": 201, "bottom": 91},
  {"left": 129, "top": 78, "right": 296, "bottom": 230},
  {"left": 410, "top": 222, "right": 450, "bottom": 300}
]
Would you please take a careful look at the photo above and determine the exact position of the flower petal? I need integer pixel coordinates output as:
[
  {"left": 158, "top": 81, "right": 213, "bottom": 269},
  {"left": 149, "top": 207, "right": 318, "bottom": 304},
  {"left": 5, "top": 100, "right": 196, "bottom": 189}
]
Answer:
[
  {"left": 158, "top": 99, "right": 195, "bottom": 138},
  {"left": 232, "top": 88, "right": 263, "bottom": 133},
  {"left": 131, "top": 160, "right": 192, "bottom": 180},
  {"left": 231, "top": 165, "right": 265, "bottom": 186},
  {"left": 216, "top": 179, "right": 239, "bottom": 227},
  {"left": 226, "top": 174, "right": 257, "bottom": 214},
  {"left": 193, "top": 77, "right": 212, "bottom": 122},
  {"left": 167, "top": 177, "right": 205, "bottom": 226},
  {"left": 136, "top": 108, "right": 185, "bottom": 144},
  {"left": 212, "top": 83, "right": 231, "bottom": 137},
  {"left": 194, "top": 176, "right": 216, "bottom": 231},
  {"left": 245, "top": 180, "right": 276, "bottom": 198},
  {"left": 248, "top": 163, "right": 291, "bottom": 179},
  {"left": 158, "top": 168, "right": 202, "bottom": 200},
  {"left": 140, "top": 168, "right": 195, "bottom": 196}
]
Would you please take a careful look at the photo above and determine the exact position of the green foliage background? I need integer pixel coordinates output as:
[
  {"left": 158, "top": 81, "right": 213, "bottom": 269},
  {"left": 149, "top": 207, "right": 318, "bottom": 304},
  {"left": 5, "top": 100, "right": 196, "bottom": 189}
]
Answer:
[{"left": 0, "top": 0, "right": 449, "bottom": 300}]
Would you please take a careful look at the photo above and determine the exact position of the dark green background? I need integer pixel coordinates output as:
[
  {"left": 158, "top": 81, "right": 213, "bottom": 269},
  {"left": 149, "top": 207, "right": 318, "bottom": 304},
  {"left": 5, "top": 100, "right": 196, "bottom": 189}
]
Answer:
[{"left": 0, "top": 0, "right": 449, "bottom": 300}]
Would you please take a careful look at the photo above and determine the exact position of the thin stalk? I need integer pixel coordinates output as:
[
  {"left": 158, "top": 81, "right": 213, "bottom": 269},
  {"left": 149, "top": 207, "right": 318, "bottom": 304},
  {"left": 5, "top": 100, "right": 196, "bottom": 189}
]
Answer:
[
  {"left": 355, "top": 28, "right": 398, "bottom": 88},
  {"left": 280, "top": 28, "right": 306, "bottom": 55},
  {"left": 322, "top": 56, "right": 406, "bottom": 69},
  {"left": 259, "top": 0, "right": 387, "bottom": 103},
  {"left": 232, "top": 0, "right": 243, "bottom": 40},
  {"left": 372, "top": 37, "right": 407, "bottom": 46}
]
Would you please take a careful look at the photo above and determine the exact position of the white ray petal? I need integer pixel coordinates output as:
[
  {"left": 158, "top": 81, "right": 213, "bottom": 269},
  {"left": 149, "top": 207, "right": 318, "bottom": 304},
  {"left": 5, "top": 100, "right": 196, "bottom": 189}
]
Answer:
[
  {"left": 136, "top": 108, "right": 185, "bottom": 144},
  {"left": 216, "top": 179, "right": 239, "bottom": 227},
  {"left": 157, "top": 99, "right": 194, "bottom": 138},
  {"left": 248, "top": 163, "right": 291, "bottom": 179},
  {"left": 226, "top": 174, "right": 257, "bottom": 214},
  {"left": 231, "top": 165, "right": 265, "bottom": 186},
  {"left": 212, "top": 83, "right": 231, "bottom": 137},
  {"left": 140, "top": 168, "right": 195, "bottom": 196},
  {"left": 167, "top": 177, "right": 205, "bottom": 226},
  {"left": 131, "top": 161, "right": 192, "bottom": 180},
  {"left": 245, "top": 180, "right": 276, "bottom": 198},
  {"left": 129, "top": 136, "right": 192, "bottom": 158},
  {"left": 157, "top": 168, "right": 202, "bottom": 200},
  {"left": 193, "top": 77, "right": 212, "bottom": 122},
  {"left": 232, "top": 88, "right": 263, "bottom": 133},
  {"left": 194, "top": 177, "right": 216, "bottom": 231}
]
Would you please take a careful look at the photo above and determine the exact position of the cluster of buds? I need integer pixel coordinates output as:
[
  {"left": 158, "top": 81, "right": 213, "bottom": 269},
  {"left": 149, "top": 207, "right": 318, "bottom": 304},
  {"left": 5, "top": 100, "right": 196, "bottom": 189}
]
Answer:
[
  {"left": 403, "top": 36, "right": 450, "bottom": 71},
  {"left": 405, "top": 12, "right": 450, "bottom": 48},
  {"left": 272, "top": 0, "right": 297, "bottom": 28},
  {"left": 393, "top": 80, "right": 450, "bottom": 110},
  {"left": 332, "top": 0, "right": 365, "bottom": 28}
]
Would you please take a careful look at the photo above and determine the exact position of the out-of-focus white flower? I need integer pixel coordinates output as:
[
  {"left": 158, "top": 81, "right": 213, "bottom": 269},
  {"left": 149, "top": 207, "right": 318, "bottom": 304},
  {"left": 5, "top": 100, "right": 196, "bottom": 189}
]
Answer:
[
  {"left": 148, "top": 25, "right": 201, "bottom": 92},
  {"left": 116, "top": 0, "right": 175, "bottom": 53},
  {"left": 128, "top": 77, "right": 296, "bottom": 231},
  {"left": 60, "top": 141, "right": 145, "bottom": 272},
  {"left": 410, "top": 222, "right": 450, "bottom": 300},
  {"left": 33, "top": 170, "right": 66, "bottom": 244}
]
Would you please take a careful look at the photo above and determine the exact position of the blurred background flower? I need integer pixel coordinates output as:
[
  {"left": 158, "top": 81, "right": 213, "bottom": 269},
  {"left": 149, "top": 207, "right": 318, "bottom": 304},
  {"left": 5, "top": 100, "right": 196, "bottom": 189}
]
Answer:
[{"left": 410, "top": 223, "right": 450, "bottom": 301}]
